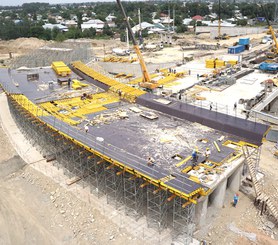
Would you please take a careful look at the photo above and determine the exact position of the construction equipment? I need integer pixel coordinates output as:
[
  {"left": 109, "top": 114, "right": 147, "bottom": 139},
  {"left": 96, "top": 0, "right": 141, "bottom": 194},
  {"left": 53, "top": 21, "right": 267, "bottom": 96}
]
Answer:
[
  {"left": 116, "top": 0, "right": 158, "bottom": 90},
  {"left": 215, "top": 0, "right": 230, "bottom": 40},
  {"left": 262, "top": 5, "right": 278, "bottom": 59}
]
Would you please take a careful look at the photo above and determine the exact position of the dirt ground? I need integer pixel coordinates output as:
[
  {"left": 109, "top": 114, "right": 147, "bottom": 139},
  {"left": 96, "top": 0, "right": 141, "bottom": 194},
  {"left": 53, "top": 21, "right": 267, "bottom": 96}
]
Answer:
[
  {"left": 0, "top": 124, "right": 142, "bottom": 245},
  {"left": 0, "top": 38, "right": 49, "bottom": 65}
]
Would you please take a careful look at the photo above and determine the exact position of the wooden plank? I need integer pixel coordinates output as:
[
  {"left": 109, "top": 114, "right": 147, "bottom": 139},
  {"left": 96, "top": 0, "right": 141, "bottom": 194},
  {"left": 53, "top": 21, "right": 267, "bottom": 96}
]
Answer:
[{"left": 66, "top": 176, "right": 82, "bottom": 185}]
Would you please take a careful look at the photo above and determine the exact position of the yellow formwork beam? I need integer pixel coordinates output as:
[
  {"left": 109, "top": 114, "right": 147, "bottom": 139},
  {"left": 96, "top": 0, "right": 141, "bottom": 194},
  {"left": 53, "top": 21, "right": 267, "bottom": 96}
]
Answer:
[
  {"left": 39, "top": 92, "right": 119, "bottom": 125},
  {"left": 214, "top": 141, "right": 221, "bottom": 152},
  {"left": 182, "top": 201, "right": 191, "bottom": 208},
  {"left": 176, "top": 156, "right": 192, "bottom": 167},
  {"left": 128, "top": 74, "right": 158, "bottom": 85},
  {"left": 181, "top": 166, "right": 192, "bottom": 173},
  {"left": 227, "top": 152, "right": 243, "bottom": 163},
  {"left": 189, "top": 175, "right": 200, "bottom": 183},
  {"left": 72, "top": 61, "right": 146, "bottom": 103},
  {"left": 167, "top": 194, "right": 176, "bottom": 202},
  {"left": 10, "top": 94, "right": 48, "bottom": 117}
]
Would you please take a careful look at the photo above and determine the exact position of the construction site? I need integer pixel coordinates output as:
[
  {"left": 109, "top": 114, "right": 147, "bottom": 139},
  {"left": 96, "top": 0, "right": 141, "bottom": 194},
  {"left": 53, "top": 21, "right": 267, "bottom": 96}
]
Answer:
[{"left": 1, "top": 4, "right": 278, "bottom": 245}]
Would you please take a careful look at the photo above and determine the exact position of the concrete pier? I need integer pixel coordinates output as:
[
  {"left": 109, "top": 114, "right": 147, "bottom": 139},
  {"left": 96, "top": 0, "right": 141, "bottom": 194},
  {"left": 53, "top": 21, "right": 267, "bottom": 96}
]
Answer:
[
  {"left": 195, "top": 197, "right": 208, "bottom": 228},
  {"left": 228, "top": 165, "right": 243, "bottom": 192},
  {"left": 210, "top": 179, "right": 227, "bottom": 208}
]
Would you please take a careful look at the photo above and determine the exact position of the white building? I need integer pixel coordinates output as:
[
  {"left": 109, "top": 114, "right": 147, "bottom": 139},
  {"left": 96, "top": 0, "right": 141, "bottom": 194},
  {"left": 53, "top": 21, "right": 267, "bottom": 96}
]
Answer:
[
  {"left": 132, "top": 22, "right": 155, "bottom": 33},
  {"left": 105, "top": 14, "right": 116, "bottom": 22},
  {"left": 81, "top": 19, "right": 105, "bottom": 32},
  {"left": 183, "top": 18, "right": 192, "bottom": 25},
  {"left": 42, "top": 23, "right": 68, "bottom": 32},
  {"left": 65, "top": 20, "right": 78, "bottom": 28}
]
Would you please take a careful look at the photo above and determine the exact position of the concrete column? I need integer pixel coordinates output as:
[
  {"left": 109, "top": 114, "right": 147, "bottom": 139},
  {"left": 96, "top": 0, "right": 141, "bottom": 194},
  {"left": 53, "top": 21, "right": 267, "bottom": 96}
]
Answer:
[
  {"left": 229, "top": 165, "right": 243, "bottom": 192},
  {"left": 210, "top": 179, "right": 227, "bottom": 208},
  {"left": 194, "top": 197, "right": 208, "bottom": 228}
]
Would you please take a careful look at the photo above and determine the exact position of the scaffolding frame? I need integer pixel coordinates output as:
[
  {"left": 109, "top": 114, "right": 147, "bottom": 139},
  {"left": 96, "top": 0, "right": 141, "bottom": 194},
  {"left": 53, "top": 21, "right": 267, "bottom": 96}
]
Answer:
[
  {"left": 123, "top": 172, "right": 145, "bottom": 220},
  {"left": 147, "top": 185, "right": 169, "bottom": 233},
  {"left": 172, "top": 197, "right": 195, "bottom": 245},
  {"left": 8, "top": 96, "right": 197, "bottom": 242}
]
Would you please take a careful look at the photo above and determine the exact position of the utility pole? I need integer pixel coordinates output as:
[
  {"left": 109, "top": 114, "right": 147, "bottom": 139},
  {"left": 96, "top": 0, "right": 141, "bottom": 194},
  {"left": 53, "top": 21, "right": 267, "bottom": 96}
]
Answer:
[
  {"left": 126, "top": 28, "right": 129, "bottom": 50},
  {"left": 138, "top": 8, "right": 142, "bottom": 45},
  {"left": 173, "top": 8, "right": 175, "bottom": 33},
  {"left": 218, "top": 0, "right": 221, "bottom": 39}
]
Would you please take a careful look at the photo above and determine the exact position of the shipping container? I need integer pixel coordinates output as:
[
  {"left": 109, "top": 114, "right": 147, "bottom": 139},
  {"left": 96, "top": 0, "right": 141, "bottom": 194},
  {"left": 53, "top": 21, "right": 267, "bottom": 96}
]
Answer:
[
  {"left": 239, "top": 38, "right": 250, "bottom": 45},
  {"left": 228, "top": 45, "right": 245, "bottom": 54}
]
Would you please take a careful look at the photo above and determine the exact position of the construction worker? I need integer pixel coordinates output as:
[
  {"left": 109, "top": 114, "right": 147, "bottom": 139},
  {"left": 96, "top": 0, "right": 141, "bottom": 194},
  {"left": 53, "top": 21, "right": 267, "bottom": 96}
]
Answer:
[
  {"left": 233, "top": 193, "right": 239, "bottom": 207},
  {"left": 209, "top": 103, "right": 213, "bottom": 111},
  {"left": 234, "top": 102, "right": 237, "bottom": 111},
  {"left": 192, "top": 149, "right": 198, "bottom": 163},
  {"left": 205, "top": 148, "right": 211, "bottom": 161},
  {"left": 147, "top": 156, "right": 155, "bottom": 166},
  {"left": 67, "top": 78, "right": 71, "bottom": 89}
]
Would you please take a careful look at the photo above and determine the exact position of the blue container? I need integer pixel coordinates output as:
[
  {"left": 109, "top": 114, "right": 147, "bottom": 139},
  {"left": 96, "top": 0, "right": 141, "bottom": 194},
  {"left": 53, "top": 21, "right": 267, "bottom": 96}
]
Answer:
[
  {"left": 239, "top": 38, "right": 250, "bottom": 45},
  {"left": 228, "top": 45, "right": 245, "bottom": 54},
  {"left": 259, "top": 62, "right": 278, "bottom": 71}
]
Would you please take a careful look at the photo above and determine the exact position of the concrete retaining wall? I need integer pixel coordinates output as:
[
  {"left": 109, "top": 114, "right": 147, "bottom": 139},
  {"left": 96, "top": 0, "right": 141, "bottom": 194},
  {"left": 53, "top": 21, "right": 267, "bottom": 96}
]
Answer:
[{"left": 196, "top": 26, "right": 265, "bottom": 39}]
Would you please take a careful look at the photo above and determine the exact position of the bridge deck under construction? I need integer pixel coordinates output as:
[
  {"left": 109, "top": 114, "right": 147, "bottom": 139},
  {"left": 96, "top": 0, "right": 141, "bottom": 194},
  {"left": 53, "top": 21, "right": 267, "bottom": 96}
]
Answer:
[{"left": 0, "top": 65, "right": 269, "bottom": 202}]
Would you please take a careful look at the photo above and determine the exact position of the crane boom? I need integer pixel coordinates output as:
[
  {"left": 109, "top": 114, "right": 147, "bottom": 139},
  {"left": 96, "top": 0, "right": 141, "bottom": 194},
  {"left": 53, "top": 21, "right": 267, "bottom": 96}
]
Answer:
[
  {"left": 262, "top": 5, "right": 278, "bottom": 55},
  {"left": 116, "top": 0, "right": 154, "bottom": 88}
]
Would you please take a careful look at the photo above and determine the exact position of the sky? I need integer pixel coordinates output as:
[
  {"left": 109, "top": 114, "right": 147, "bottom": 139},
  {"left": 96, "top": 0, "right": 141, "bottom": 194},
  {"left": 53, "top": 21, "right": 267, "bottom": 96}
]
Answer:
[{"left": 0, "top": 0, "right": 115, "bottom": 7}]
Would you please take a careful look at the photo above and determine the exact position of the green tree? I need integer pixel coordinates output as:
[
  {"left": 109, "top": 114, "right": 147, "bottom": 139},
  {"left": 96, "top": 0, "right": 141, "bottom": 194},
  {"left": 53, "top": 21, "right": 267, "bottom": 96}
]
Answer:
[
  {"left": 237, "top": 19, "right": 247, "bottom": 26},
  {"left": 176, "top": 25, "right": 188, "bottom": 33},
  {"left": 48, "top": 18, "right": 57, "bottom": 24},
  {"left": 82, "top": 27, "right": 96, "bottom": 38},
  {"left": 41, "top": 28, "right": 52, "bottom": 40},
  {"left": 102, "top": 23, "right": 113, "bottom": 37},
  {"left": 51, "top": 27, "right": 60, "bottom": 39},
  {"left": 61, "top": 11, "right": 71, "bottom": 20},
  {"left": 30, "top": 26, "right": 44, "bottom": 38},
  {"left": 76, "top": 12, "right": 82, "bottom": 29},
  {"left": 55, "top": 32, "right": 65, "bottom": 42}
]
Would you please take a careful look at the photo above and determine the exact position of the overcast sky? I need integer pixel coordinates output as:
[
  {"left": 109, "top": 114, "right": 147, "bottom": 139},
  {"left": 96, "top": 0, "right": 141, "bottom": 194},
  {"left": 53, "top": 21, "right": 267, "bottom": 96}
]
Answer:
[{"left": 0, "top": 0, "right": 115, "bottom": 7}]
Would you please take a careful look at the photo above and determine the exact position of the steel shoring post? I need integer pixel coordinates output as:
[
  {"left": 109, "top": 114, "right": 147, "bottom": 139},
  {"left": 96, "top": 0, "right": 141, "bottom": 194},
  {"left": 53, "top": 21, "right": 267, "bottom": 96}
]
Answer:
[
  {"left": 70, "top": 146, "right": 83, "bottom": 179},
  {"left": 93, "top": 157, "right": 106, "bottom": 198},
  {"left": 123, "top": 172, "right": 144, "bottom": 220},
  {"left": 172, "top": 197, "right": 195, "bottom": 245},
  {"left": 55, "top": 138, "right": 72, "bottom": 176},
  {"left": 79, "top": 151, "right": 92, "bottom": 189},
  {"left": 86, "top": 156, "right": 96, "bottom": 192},
  {"left": 105, "top": 165, "right": 124, "bottom": 209},
  {"left": 146, "top": 185, "right": 168, "bottom": 233}
]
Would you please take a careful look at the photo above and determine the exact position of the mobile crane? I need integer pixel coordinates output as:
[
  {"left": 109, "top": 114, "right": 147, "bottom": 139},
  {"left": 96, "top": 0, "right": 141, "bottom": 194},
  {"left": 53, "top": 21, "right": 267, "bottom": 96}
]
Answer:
[
  {"left": 262, "top": 5, "right": 278, "bottom": 58},
  {"left": 215, "top": 0, "right": 230, "bottom": 40},
  {"left": 116, "top": 0, "right": 158, "bottom": 90}
]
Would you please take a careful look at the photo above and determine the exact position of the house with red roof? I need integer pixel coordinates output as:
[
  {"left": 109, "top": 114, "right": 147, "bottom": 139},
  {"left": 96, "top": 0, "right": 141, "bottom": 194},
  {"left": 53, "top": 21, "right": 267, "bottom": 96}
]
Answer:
[{"left": 192, "top": 15, "right": 203, "bottom": 21}]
